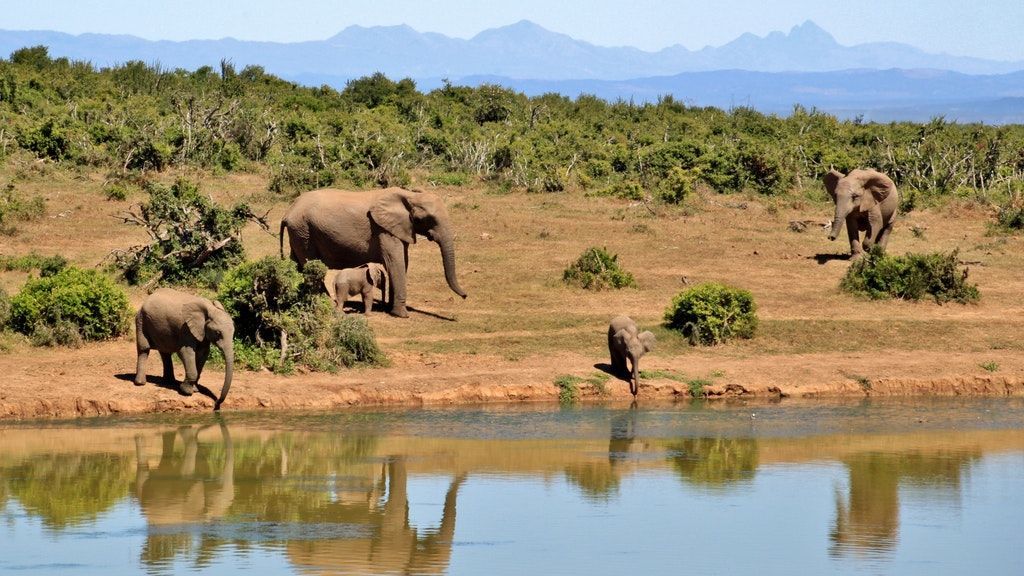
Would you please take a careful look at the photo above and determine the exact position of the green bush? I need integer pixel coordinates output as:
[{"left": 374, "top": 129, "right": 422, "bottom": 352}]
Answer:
[
  {"left": 217, "top": 257, "right": 383, "bottom": 371},
  {"left": 664, "top": 282, "right": 758, "bottom": 345},
  {"left": 0, "top": 253, "right": 68, "bottom": 276},
  {"left": 8, "top": 267, "right": 131, "bottom": 344},
  {"left": 994, "top": 195, "right": 1024, "bottom": 232},
  {"left": 0, "top": 286, "right": 10, "bottom": 328},
  {"left": 839, "top": 248, "right": 980, "bottom": 304},
  {"left": 562, "top": 247, "right": 636, "bottom": 290},
  {"left": 113, "top": 178, "right": 263, "bottom": 286}
]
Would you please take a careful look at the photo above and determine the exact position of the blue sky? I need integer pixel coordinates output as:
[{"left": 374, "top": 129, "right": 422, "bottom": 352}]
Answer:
[{"left": 3, "top": 0, "right": 1023, "bottom": 61}]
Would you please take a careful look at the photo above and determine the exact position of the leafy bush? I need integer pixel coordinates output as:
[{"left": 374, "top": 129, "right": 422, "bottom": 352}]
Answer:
[
  {"left": 0, "top": 253, "right": 67, "bottom": 276},
  {"left": 0, "top": 286, "right": 10, "bottom": 328},
  {"left": 664, "top": 282, "right": 758, "bottom": 345},
  {"left": 0, "top": 183, "right": 46, "bottom": 235},
  {"left": 8, "top": 266, "right": 131, "bottom": 344},
  {"left": 994, "top": 194, "right": 1024, "bottom": 232},
  {"left": 217, "top": 257, "right": 383, "bottom": 371},
  {"left": 562, "top": 247, "right": 636, "bottom": 290},
  {"left": 839, "top": 248, "right": 980, "bottom": 304},
  {"left": 112, "top": 178, "right": 266, "bottom": 286}
]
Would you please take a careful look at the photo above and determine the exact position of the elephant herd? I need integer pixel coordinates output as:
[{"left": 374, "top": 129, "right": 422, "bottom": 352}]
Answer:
[{"left": 132, "top": 169, "right": 898, "bottom": 408}]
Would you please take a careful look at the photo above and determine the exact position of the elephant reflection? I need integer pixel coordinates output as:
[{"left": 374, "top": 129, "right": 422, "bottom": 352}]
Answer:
[
  {"left": 286, "top": 458, "right": 466, "bottom": 576},
  {"left": 132, "top": 421, "right": 234, "bottom": 567},
  {"left": 830, "top": 450, "right": 980, "bottom": 557},
  {"left": 565, "top": 404, "right": 648, "bottom": 501}
]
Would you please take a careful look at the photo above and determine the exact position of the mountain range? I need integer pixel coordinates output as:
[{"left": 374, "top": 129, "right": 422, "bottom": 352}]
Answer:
[{"left": 2, "top": 20, "right": 1023, "bottom": 123}]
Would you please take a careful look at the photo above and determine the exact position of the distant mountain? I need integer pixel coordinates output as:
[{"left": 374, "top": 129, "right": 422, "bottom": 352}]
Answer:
[
  {"left": 442, "top": 69, "right": 1024, "bottom": 124},
  {"left": 1, "top": 20, "right": 1021, "bottom": 81}
]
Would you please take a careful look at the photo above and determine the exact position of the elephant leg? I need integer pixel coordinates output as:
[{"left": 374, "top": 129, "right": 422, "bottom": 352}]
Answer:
[
  {"left": 846, "top": 214, "right": 863, "bottom": 258},
  {"left": 380, "top": 235, "right": 408, "bottom": 317},
  {"left": 160, "top": 352, "right": 176, "bottom": 386},
  {"left": 196, "top": 344, "right": 210, "bottom": 380},
  {"left": 361, "top": 288, "right": 373, "bottom": 314},
  {"left": 135, "top": 349, "right": 149, "bottom": 387},
  {"left": 179, "top": 347, "right": 198, "bottom": 396},
  {"left": 875, "top": 221, "right": 895, "bottom": 251},
  {"left": 134, "top": 313, "right": 150, "bottom": 386}
]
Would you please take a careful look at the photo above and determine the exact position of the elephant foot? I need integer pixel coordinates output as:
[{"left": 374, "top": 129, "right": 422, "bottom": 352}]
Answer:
[
  {"left": 134, "top": 376, "right": 146, "bottom": 387},
  {"left": 180, "top": 381, "right": 197, "bottom": 396},
  {"left": 389, "top": 306, "right": 409, "bottom": 318}
]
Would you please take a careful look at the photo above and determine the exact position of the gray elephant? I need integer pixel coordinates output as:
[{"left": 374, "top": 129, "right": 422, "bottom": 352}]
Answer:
[
  {"left": 280, "top": 187, "right": 467, "bottom": 318},
  {"left": 825, "top": 169, "right": 899, "bottom": 258},
  {"left": 608, "top": 315, "right": 656, "bottom": 397},
  {"left": 134, "top": 288, "right": 234, "bottom": 410},
  {"left": 332, "top": 263, "right": 388, "bottom": 313}
]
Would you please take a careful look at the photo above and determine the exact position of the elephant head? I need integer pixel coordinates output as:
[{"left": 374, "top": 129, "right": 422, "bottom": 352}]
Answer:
[
  {"left": 825, "top": 169, "right": 896, "bottom": 245},
  {"left": 184, "top": 299, "right": 234, "bottom": 410},
  {"left": 369, "top": 189, "right": 467, "bottom": 300},
  {"left": 364, "top": 262, "right": 387, "bottom": 300}
]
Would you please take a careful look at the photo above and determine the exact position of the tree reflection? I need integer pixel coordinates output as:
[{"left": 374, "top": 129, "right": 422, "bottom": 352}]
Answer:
[
  {"left": 830, "top": 450, "right": 981, "bottom": 557},
  {"left": 667, "top": 437, "right": 759, "bottom": 489},
  {"left": 4, "top": 451, "right": 132, "bottom": 530}
]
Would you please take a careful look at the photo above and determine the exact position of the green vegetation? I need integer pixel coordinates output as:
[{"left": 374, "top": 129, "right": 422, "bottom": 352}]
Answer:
[
  {"left": 639, "top": 368, "right": 686, "bottom": 382},
  {"left": 562, "top": 247, "right": 636, "bottom": 290},
  {"left": 687, "top": 378, "right": 712, "bottom": 398},
  {"left": 979, "top": 361, "right": 999, "bottom": 372},
  {"left": 0, "top": 286, "right": 10, "bottom": 328},
  {"left": 664, "top": 282, "right": 758, "bottom": 345},
  {"left": 7, "top": 266, "right": 131, "bottom": 346},
  {"left": 112, "top": 178, "right": 267, "bottom": 287},
  {"left": 839, "top": 248, "right": 980, "bottom": 304},
  {"left": 993, "top": 192, "right": 1024, "bottom": 232},
  {"left": 0, "top": 253, "right": 68, "bottom": 276},
  {"left": 554, "top": 374, "right": 581, "bottom": 405},
  {"left": 217, "top": 257, "right": 385, "bottom": 372},
  {"left": 1, "top": 47, "right": 1021, "bottom": 207},
  {"left": 0, "top": 183, "right": 45, "bottom": 235}
]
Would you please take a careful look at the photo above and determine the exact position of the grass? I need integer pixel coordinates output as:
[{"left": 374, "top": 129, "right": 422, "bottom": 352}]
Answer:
[
  {"left": 554, "top": 372, "right": 613, "bottom": 404},
  {"left": 842, "top": 372, "right": 873, "bottom": 392},
  {"left": 687, "top": 378, "right": 712, "bottom": 398},
  {"left": 979, "top": 361, "right": 999, "bottom": 373}
]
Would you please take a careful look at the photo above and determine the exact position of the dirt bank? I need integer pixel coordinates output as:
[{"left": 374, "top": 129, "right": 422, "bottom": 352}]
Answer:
[{"left": 2, "top": 338, "right": 1022, "bottom": 420}]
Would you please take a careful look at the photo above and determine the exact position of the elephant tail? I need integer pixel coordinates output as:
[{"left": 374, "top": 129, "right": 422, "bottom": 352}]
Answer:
[{"left": 278, "top": 219, "right": 287, "bottom": 259}]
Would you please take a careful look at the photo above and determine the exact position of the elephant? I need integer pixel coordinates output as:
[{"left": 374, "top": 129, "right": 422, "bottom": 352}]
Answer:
[
  {"left": 607, "top": 315, "right": 656, "bottom": 396},
  {"left": 332, "top": 263, "right": 388, "bottom": 313},
  {"left": 134, "top": 288, "right": 234, "bottom": 411},
  {"left": 280, "top": 187, "right": 467, "bottom": 318},
  {"left": 825, "top": 169, "right": 899, "bottom": 259}
]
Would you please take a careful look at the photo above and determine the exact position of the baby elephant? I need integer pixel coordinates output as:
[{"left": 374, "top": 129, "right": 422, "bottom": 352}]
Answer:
[
  {"left": 608, "top": 315, "right": 656, "bottom": 397},
  {"left": 332, "top": 263, "right": 388, "bottom": 313},
  {"left": 135, "top": 288, "right": 235, "bottom": 411}
]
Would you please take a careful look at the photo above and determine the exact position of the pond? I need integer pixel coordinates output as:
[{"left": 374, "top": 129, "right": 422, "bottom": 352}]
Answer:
[{"left": 1, "top": 399, "right": 1022, "bottom": 575}]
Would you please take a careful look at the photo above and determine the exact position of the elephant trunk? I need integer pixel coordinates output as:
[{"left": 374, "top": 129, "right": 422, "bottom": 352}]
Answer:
[
  {"left": 629, "top": 353, "right": 640, "bottom": 396},
  {"left": 214, "top": 343, "right": 233, "bottom": 411},
  {"left": 435, "top": 228, "right": 468, "bottom": 299},
  {"left": 828, "top": 200, "right": 852, "bottom": 241}
]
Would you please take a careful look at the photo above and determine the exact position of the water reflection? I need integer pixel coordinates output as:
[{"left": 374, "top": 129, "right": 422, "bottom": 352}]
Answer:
[
  {"left": 0, "top": 403, "right": 1021, "bottom": 575},
  {"left": 830, "top": 449, "right": 981, "bottom": 558}
]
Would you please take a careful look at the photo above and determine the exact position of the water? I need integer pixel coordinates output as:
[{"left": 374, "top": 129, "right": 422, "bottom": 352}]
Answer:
[{"left": 1, "top": 398, "right": 1022, "bottom": 575}]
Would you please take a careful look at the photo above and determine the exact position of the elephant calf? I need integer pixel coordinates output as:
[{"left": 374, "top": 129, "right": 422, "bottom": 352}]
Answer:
[
  {"left": 332, "top": 263, "right": 387, "bottom": 313},
  {"left": 134, "top": 288, "right": 235, "bottom": 411},
  {"left": 608, "top": 315, "right": 656, "bottom": 397}
]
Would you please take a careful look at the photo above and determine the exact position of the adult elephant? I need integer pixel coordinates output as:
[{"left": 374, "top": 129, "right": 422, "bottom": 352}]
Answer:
[
  {"left": 825, "top": 169, "right": 899, "bottom": 259},
  {"left": 134, "top": 288, "right": 234, "bottom": 410},
  {"left": 280, "top": 187, "right": 467, "bottom": 318}
]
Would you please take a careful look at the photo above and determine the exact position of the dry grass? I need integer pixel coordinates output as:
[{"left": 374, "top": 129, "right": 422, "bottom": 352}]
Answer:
[{"left": 3, "top": 165, "right": 1023, "bottom": 374}]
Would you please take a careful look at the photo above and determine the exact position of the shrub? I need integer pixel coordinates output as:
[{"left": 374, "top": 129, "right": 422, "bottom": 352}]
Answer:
[
  {"left": 664, "top": 282, "right": 758, "bottom": 345},
  {"left": 563, "top": 247, "right": 636, "bottom": 290},
  {"left": 657, "top": 167, "right": 697, "bottom": 204},
  {"left": 839, "top": 248, "right": 980, "bottom": 304},
  {"left": 112, "top": 178, "right": 266, "bottom": 286},
  {"left": 0, "top": 286, "right": 10, "bottom": 328},
  {"left": 8, "top": 267, "right": 131, "bottom": 344},
  {"left": 0, "top": 253, "right": 68, "bottom": 276},
  {"left": 994, "top": 197, "right": 1024, "bottom": 232},
  {"left": 218, "top": 257, "right": 384, "bottom": 371}
]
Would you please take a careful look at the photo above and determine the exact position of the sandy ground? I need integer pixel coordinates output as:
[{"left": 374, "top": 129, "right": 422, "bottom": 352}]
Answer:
[{"left": 2, "top": 168, "right": 1023, "bottom": 420}]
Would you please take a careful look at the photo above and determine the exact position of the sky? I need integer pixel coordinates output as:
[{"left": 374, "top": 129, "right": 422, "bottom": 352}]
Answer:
[{"left": 3, "top": 0, "right": 1023, "bottom": 62}]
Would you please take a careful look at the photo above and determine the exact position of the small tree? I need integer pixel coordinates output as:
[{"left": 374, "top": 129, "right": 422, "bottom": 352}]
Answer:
[
  {"left": 664, "top": 282, "right": 758, "bottom": 345},
  {"left": 112, "top": 178, "right": 268, "bottom": 286},
  {"left": 563, "top": 247, "right": 636, "bottom": 290},
  {"left": 840, "top": 248, "right": 980, "bottom": 304}
]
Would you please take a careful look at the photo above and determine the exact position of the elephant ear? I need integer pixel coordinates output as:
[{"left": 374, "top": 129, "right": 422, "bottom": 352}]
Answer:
[
  {"left": 182, "top": 301, "right": 208, "bottom": 342},
  {"left": 857, "top": 171, "right": 895, "bottom": 212},
  {"left": 369, "top": 190, "right": 416, "bottom": 244},
  {"left": 638, "top": 331, "right": 656, "bottom": 353},
  {"left": 823, "top": 170, "right": 844, "bottom": 202}
]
